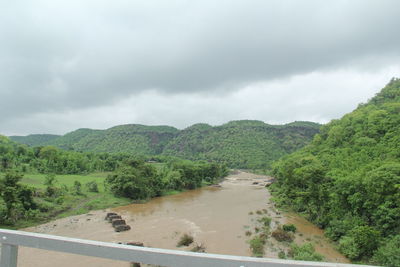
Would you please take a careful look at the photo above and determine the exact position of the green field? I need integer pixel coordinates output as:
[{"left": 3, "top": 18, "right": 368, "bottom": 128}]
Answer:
[{"left": 21, "top": 172, "right": 111, "bottom": 190}]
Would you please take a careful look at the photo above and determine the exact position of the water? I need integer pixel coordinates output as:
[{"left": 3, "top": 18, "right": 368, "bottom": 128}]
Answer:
[{"left": 19, "top": 171, "right": 348, "bottom": 266}]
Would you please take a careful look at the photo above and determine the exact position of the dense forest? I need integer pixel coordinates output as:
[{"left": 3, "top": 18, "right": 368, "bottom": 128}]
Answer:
[
  {"left": 271, "top": 78, "right": 400, "bottom": 266},
  {"left": 0, "top": 136, "right": 227, "bottom": 226},
  {"left": 10, "top": 120, "right": 320, "bottom": 169},
  {"left": 163, "top": 121, "right": 320, "bottom": 169}
]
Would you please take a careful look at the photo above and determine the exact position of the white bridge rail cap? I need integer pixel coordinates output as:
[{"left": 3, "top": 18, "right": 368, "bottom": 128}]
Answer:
[{"left": 0, "top": 229, "right": 378, "bottom": 267}]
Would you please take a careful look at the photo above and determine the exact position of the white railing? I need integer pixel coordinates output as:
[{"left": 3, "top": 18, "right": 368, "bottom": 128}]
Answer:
[{"left": 0, "top": 229, "right": 376, "bottom": 267}]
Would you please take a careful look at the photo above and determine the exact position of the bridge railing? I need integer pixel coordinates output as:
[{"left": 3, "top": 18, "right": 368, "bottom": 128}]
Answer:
[{"left": 0, "top": 229, "right": 376, "bottom": 267}]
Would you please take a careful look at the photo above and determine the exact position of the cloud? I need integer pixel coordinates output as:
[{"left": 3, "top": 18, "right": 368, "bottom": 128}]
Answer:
[
  {"left": 3, "top": 65, "right": 399, "bottom": 135},
  {"left": 1, "top": 0, "right": 400, "bottom": 134}
]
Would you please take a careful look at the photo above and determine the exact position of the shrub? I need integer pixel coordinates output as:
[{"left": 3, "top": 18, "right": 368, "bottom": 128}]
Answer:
[
  {"left": 249, "top": 236, "right": 265, "bottom": 257},
  {"left": 73, "top": 180, "right": 82, "bottom": 195},
  {"left": 85, "top": 181, "right": 99, "bottom": 193},
  {"left": 338, "top": 236, "right": 359, "bottom": 260},
  {"left": 258, "top": 216, "right": 272, "bottom": 227},
  {"left": 372, "top": 235, "right": 400, "bottom": 267},
  {"left": 45, "top": 186, "right": 58, "bottom": 197},
  {"left": 339, "top": 226, "right": 380, "bottom": 260},
  {"left": 282, "top": 224, "right": 297, "bottom": 233},
  {"left": 191, "top": 243, "right": 206, "bottom": 253},
  {"left": 272, "top": 228, "right": 294, "bottom": 242},
  {"left": 278, "top": 251, "right": 286, "bottom": 259},
  {"left": 177, "top": 233, "right": 194, "bottom": 247},
  {"left": 288, "top": 243, "right": 324, "bottom": 261}
]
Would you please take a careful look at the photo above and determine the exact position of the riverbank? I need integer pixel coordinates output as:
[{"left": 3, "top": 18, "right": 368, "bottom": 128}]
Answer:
[{"left": 18, "top": 171, "right": 347, "bottom": 266}]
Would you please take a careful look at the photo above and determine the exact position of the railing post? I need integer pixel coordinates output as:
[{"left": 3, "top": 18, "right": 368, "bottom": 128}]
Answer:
[{"left": 0, "top": 243, "right": 18, "bottom": 267}]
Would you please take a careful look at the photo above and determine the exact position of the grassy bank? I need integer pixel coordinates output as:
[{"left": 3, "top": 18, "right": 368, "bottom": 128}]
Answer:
[
  {"left": 3, "top": 168, "right": 221, "bottom": 229},
  {"left": 2, "top": 172, "right": 132, "bottom": 229}
]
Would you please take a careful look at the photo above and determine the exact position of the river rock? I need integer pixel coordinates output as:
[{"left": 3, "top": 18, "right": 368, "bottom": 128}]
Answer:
[
  {"left": 108, "top": 215, "right": 122, "bottom": 222},
  {"left": 105, "top": 212, "right": 118, "bottom": 220},
  {"left": 115, "top": 224, "right": 131, "bottom": 232},
  {"left": 112, "top": 219, "right": 126, "bottom": 227}
]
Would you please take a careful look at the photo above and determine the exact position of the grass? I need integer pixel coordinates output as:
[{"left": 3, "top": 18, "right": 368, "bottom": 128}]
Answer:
[
  {"left": 21, "top": 172, "right": 111, "bottom": 190},
  {"left": 162, "top": 190, "right": 183, "bottom": 196}
]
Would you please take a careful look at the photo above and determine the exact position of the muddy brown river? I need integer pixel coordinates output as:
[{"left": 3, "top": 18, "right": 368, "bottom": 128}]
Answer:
[{"left": 18, "top": 171, "right": 348, "bottom": 266}]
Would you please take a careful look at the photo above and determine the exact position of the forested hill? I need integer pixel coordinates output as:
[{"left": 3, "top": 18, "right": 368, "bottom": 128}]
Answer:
[
  {"left": 271, "top": 78, "right": 400, "bottom": 265},
  {"left": 163, "top": 120, "right": 320, "bottom": 169},
  {"left": 9, "top": 121, "right": 320, "bottom": 169},
  {"left": 12, "top": 125, "right": 180, "bottom": 155},
  {"left": 10, "top": 134, "right": 60, "bottom": 147}
]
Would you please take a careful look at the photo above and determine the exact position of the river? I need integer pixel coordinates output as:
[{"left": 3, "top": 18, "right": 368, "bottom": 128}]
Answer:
[{"left": 19, "top": 171, "right": 348, "bottom": 266}]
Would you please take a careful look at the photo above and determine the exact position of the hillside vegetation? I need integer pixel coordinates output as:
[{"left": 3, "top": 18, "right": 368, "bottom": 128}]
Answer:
[
  {"left": 10, "top": 121, "right": 320, "bottom": 169},
  {"left": 163, "top": 121, "right": 320, "bottom": 169},
  {"left": 271, "top": 78, "right": 400, "bottom": 265},
  {"left": 12, "top": 125, "right": 179, "bottom": 155},
  {"left": 10, "top": 134, "right": 60, "bottom": 147}
]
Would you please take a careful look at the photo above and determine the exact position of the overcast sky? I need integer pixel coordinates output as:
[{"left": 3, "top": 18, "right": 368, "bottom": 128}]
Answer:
[{"left": 1, "top": 0, "right": 400, "bottom": 136}]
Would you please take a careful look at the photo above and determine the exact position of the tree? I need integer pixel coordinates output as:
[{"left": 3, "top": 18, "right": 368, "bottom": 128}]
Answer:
[
  {"left": 106, "top": 162, "right": 158, "bottom": 200},
  {"left": 0, "top": 171, "right": 36, "bottom": 224}
]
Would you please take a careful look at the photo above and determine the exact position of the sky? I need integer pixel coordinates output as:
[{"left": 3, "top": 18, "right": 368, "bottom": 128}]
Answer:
[{"left": 1, "top": 0, "right": 400, "bottom": 136}]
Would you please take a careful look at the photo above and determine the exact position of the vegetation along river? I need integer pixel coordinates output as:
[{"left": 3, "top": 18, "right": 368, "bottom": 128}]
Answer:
[{"left": 19, "top": 171, "right": 348, "bottom": 266}]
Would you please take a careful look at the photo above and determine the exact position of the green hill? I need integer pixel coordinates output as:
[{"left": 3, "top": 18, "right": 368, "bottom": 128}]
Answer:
[
  {"left": 163, "top": 120, "right": 320, "bottom": 169},
  {"left": 10, "top": 134, "right": 60, "bottom": 147},
  {"left": 271, "top": 78, "right": 400, "bottom": 264},
  {"left": 48, "top": 124, "right": 179, "bottom": 154},
  {"left": 9, "top": 121, "right": 320, "bottom": 169},
  {"left": 48, "top": 128, "right": 101, "bottom": 150}
]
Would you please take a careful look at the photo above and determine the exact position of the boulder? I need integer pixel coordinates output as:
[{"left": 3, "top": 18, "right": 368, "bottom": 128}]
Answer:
[
  {"left": 105, "top": 212, "right": 118, "bottom": 220},
  {"left": 112, "top": 219, "right": 126, "bottom": 227},
  {"left": 108, "top": 215, "right": 122, "bottom": 222},
  {"left": 115, "top": 224, "right": 131, "bottom": 232}
]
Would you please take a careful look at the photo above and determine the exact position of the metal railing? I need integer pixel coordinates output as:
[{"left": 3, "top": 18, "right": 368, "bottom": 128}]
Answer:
[{"left": 0, "top": 229, "right": 376, "bottom": 267}]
